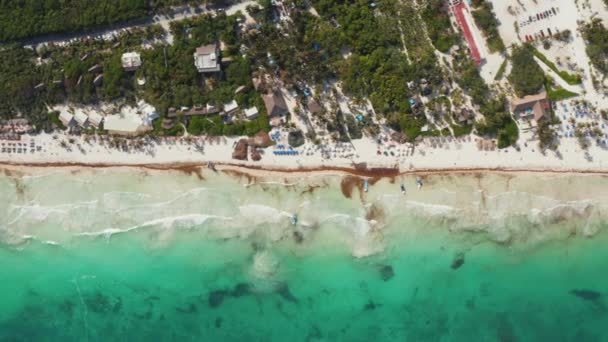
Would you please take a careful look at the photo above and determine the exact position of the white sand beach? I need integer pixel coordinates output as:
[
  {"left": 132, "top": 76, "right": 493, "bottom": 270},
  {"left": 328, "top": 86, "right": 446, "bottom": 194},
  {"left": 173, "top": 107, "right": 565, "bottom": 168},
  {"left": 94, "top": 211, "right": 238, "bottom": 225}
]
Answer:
[{"left": 1, "top": 120, "right": 607, "bottom": 174}]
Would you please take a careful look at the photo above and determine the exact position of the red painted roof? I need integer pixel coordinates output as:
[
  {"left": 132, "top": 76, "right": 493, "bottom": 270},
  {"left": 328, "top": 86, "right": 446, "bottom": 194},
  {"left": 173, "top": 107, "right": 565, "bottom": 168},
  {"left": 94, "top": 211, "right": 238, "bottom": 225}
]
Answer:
[{"left": 452, "top": 2, "right": 482, "bottom": 66}]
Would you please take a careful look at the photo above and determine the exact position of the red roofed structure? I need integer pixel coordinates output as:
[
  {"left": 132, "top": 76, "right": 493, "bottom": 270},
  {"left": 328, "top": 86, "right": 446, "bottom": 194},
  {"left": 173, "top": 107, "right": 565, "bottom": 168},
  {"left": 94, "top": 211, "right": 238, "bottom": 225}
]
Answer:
[{"left": 450, "top": 0, "right": 483, "bottom": 66}]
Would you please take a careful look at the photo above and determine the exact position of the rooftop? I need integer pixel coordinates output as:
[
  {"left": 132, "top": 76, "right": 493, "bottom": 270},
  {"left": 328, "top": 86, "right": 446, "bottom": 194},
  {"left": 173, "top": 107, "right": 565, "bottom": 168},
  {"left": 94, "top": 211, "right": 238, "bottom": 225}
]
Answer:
[
  {"left": 194, "top": 44, "right": 221, "bottom": 73},
  {"left": 511, "top": 91, "right": 550, "bottom": 122},
  {"left": 88, "top": 112, "right": 104, "bottom": 127},
  {"left": 262, "top": 92, "right": 288, "bottom": 117},
  {"left": 59, "top": 112, "right": 74, "bottom": 126},
  {"left": 223, "top": 100, "right": 239, "bottom": 113},
  {"left": 104, "top": 115, "right": 142, "bottom": 134},
  {"left": 74, "top": 111, "right": 89, "bottom": 126},
  {"left": 244, "top": 107, "right": 259, "bottom": 119},
  {"left": 121, "top": 52, "right": 142, "bottom": 71}
]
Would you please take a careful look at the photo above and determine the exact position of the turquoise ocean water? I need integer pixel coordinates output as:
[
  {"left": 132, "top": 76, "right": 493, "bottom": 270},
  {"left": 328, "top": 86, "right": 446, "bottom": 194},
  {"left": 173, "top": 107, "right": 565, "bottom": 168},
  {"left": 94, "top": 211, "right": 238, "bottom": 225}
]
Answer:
[{"left": 1, "top": 168, "right": 608, "bottom": 341}]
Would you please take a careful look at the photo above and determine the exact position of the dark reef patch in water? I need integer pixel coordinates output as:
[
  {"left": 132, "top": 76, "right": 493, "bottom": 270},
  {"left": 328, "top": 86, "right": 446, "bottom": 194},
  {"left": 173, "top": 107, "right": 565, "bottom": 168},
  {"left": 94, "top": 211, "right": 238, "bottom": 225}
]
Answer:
[
  {"left": 496, "top": 314, "right": 517, "bottom": 342},
  {"left": 209, "top": 282, "right": 299, "bottom": 308},
  {"left": 145, "top": 295, "right": 160, "bottom": 303},
  {"left": 276, "top": 283, "right": 298, "bottom": 303},
  {"left": 215, "top": 317, "right": 223, "bottom": 328},
  {"left": 570, "top": 289, "right": 601, "bottom": 301},
  {"left": 380, "top": 265, "right": 395, "bottom": 281},
  {"left": 232, "top": 283, "right": 253, "bottom": 297},
  {"left": 134, "top": 308, "right": 154, "bottom": 320},
  {"left": 465, "top": 297, "right": 476, "bottom": 310},
  {"left": 58, "top": 299, "right": 75, "bottom": 318},
  {"left": 175, "top": 303, "right": 197, "bottom": 314},
  {"left": 85, "top": 291, "right": 120, "bottom": 314},
  {"left": 208, "top": 290, "right": 228, "bottom": 308},
  {"left": 363, "top": 300, "right": 381, "bottom": 311},
  {"left": 293, "top": 231, "right": 304, "bottom": 244},
  {"left": 451, "top": 252, "right": 465, "bottom": 270},
  {"left": 305, "top": 324, "right": 323, "bottom": 342}
]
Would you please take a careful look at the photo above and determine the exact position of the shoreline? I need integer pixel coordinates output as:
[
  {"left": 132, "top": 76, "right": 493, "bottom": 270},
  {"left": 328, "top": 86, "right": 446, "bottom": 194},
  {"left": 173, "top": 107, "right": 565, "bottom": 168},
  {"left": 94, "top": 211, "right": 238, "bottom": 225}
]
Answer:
[
  {"left": 3, "top": 160, "right": 608, "bottom": 178},
  {"left": 3, "top": 129, "right": 608, "bottom": 179}
]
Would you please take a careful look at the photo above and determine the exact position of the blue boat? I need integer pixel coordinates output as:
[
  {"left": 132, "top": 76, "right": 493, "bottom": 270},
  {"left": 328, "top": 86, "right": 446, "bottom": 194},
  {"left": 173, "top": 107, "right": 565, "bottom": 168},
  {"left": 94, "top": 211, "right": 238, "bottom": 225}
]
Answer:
[
  {"left": 291, "top": 214, "right": 298, "bottom": 226},
  {"left": 363, "top": 179, "right": 369, "bottom": 192},
  {"left": 416, "top": 177, "right": 423, "bottom": 189}
]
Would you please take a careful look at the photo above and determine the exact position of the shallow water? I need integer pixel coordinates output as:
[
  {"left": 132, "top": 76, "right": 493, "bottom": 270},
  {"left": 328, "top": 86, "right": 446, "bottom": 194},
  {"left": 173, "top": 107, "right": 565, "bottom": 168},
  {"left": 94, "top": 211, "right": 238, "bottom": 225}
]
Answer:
[{"left": 1, "top": 168, "right": 608, "bottom": 341}]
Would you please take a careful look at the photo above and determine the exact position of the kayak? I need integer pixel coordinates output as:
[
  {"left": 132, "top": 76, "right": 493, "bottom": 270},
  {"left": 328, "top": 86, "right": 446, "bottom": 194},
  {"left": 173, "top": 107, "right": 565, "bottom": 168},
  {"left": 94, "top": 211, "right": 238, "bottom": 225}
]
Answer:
[
  {"left": 291, "top": 214, "right": 298, "bottom": 226},
  {"left": 416, "top": 177, "right": 423, "bottom": 189}
]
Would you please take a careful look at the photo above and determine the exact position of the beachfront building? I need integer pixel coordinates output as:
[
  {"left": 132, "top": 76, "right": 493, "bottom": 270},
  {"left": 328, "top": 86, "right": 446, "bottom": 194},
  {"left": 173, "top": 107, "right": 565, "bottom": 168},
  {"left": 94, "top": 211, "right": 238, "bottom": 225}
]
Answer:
[
  {"left": 142, "top": 111, "right": 160, "bottom": 127},
  {"left": 88, "top": 112, "right": 104, "bottom": 128},
  {"left": 59, "top": 112, "right": 75, "bottom": 127},
  {"left": 262, "top": 92, "right": 288, "bottom": 117},
  {"left": 511, "top": 91, "right": 550, "bottom": 124},
  {"left": 121, "top": 52, "right": 142, "bottom": 71},
  {"left": 244, "top": 107, "right": 259, "bottom": 120},
  {"left": 104, "top": 115, "right": 144, "bottom": 136},
  {"left": 74, "top": 111, "right": 89, "bottom": 127},
  {"left": 194, "top": 44, "right": 221, "bottom": 73}
]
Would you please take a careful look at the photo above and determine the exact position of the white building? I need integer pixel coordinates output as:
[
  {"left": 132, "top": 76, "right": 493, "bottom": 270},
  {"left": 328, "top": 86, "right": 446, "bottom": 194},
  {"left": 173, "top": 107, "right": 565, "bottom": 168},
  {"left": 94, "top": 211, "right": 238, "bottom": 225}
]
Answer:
[
  {"left": 74, "top": 111, "right": 89, "bottom": 127},
  {"left": 121, "top": 52, "right": 142, "bottom": 71},
  {"left": 142, "top": 111, "right": 160, "bottom": 126},
  {"left": 59, "top": 112, "right": 75, "bottom": 127},
  {"left": 223, "top": 100, "right": 239, "bottom": 114},
  {"left": 88, "top": 112, "right": 104, "bottom": 128},
  {"left": 244, "top": 107, "right": 259, "bottom": 120},
  {"left": 193, "top": 44, "right": 220, "bottom": 73},
  {"left": 104, "top": 115, "right": 144, "bottom": 135}
]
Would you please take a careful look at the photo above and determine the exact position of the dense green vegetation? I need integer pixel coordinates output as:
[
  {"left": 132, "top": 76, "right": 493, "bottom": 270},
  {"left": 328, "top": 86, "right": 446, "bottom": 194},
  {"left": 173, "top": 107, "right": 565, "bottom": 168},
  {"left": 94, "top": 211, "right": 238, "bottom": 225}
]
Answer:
[
  {"left": 311, "top": 0, "right": 445, "bottom": 139},
  {"left": 452, "top": 51, "right": 489, "bottom": 105},
  {"left": 0, "top": 0, "right": 226, "bottom": 42},
  {"left": 0, "top": 0, "right": 146, "bottom": 42},
  {"left": 494, "top": 58, "right": 507, "bottom": 80},
  {"left": 0, "top": 11, "right": 269, "bottom": 137},
  {"left": 474, "top": 95, "right": 518, "bottom": 148},
  {"left": 0, "top": 45, "right": 53, "bottom": 130},
  {"left": 532, "top": 48, "right": 582, "bottom": 85},
  {"left": 508, "top": 44, "right": 545, "bottom": 97},
  {"left": 581, "top": 18, "right": 608, "bottom": 75},
  {"left": 449, "top": 47, "right": 518, "bottom": 147},
  {"left": 421, "top": 0, "right": 459, "bottom": 53},
  {"left": 545, "top": 78, "right": 579, "bottom": 101},
  {"left": 452, "top": 123, "right": 473, "bottom": 136},
  {"left": 471, "top": 0, "right": 505, "bottom": 53},
  {"left": 0, "top": 0, "right": 505, "bottom": 144},
  {"left": 186, "top": 113, "right": 270, "bottom": 137}
]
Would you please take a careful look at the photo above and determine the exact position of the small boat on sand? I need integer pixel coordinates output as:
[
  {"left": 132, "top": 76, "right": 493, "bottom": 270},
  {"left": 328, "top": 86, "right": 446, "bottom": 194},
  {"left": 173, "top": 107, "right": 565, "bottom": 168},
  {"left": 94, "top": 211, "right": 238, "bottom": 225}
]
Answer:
[
  {"left": 363, "top": 179, "right": 369, "bottom": 193},
  {"left": 416, "top": 177, "right": 423, "bottom": 189},
  {"left": 291, "top": 214, "right": 298, "bottom": 226},
  {"left": 400, "top": 184, "right": 406, "bottom": 195}
]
